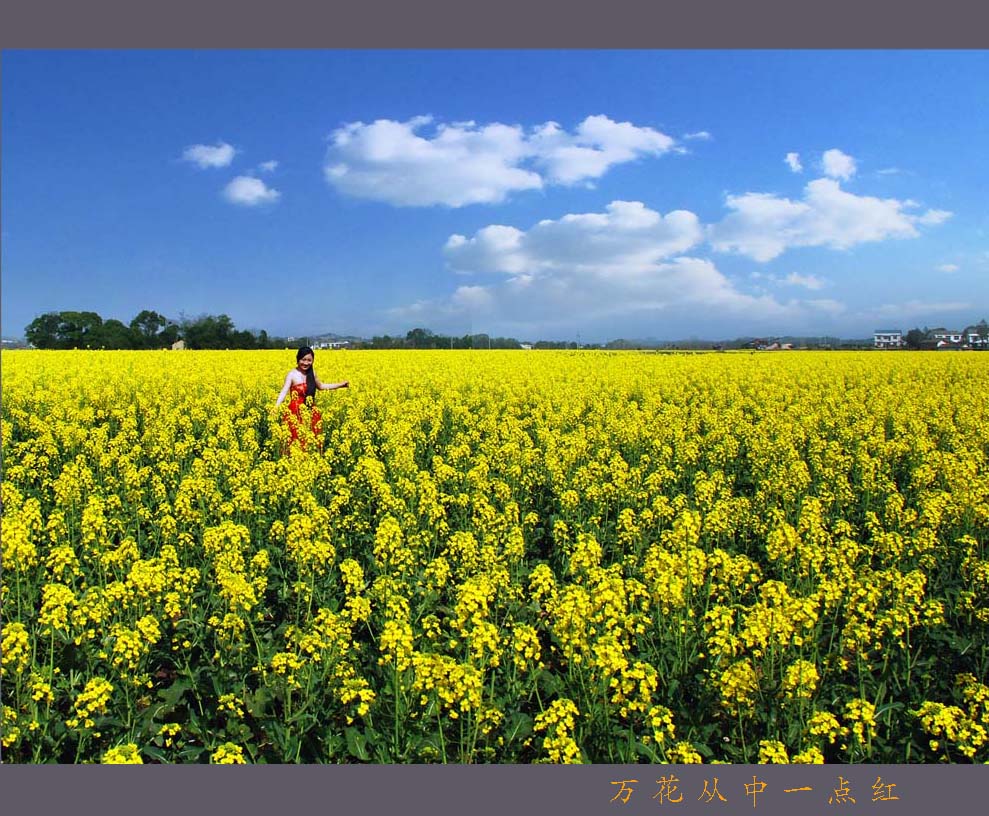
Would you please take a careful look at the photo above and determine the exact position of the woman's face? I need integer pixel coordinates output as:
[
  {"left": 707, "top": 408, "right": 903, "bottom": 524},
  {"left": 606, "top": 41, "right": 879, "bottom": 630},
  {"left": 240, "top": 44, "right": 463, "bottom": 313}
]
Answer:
[{"left": 297, "top": 353, "right": 314, "bottom": 372}]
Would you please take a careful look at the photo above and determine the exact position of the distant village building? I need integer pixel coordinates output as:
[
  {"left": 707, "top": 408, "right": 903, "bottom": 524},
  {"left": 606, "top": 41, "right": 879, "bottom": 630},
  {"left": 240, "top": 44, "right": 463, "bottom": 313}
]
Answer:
[
  {"left": 171, "top": 340, "right": 186, "bottom": 350},
  {"left": 963, "top": 324, "right": 987, "bottom": 348},
  {"left": 873, "top": 330, "right": 903, "bottom": 349},
  {"left": 930, "top": 328, "right": 964, "bottom": 346}
]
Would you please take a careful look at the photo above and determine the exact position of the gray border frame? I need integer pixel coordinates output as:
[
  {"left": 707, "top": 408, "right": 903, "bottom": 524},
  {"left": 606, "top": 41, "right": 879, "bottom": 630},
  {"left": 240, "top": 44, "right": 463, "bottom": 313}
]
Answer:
[{"left": 1, "top": 0, "right": 989, "bottom": 47}]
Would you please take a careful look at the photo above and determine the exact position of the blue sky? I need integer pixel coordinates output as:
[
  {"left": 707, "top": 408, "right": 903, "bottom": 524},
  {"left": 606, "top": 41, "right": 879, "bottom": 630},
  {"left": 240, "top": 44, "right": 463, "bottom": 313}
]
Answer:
[{"left": 2, "top": 50, "right": 987, "bottom": 342}]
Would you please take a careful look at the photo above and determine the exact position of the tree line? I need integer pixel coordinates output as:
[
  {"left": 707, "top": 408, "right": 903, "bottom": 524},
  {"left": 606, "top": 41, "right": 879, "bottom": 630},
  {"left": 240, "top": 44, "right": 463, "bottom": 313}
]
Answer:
[
  {"left": 24, "top": 310, "right": 288, "bottom": 350},
  {"left": 357, "top": 327, "right": 608, "bottom": 350},
  {"left": 358, "top": 327, "right": 526, "bottom": 350}
]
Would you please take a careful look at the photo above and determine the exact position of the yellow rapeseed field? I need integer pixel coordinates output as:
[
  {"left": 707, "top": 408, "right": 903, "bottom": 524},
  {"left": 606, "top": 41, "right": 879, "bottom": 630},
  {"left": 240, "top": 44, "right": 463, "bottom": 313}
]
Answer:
[{"left": 1, "top": 349, "right": 987, "bottom": 763}]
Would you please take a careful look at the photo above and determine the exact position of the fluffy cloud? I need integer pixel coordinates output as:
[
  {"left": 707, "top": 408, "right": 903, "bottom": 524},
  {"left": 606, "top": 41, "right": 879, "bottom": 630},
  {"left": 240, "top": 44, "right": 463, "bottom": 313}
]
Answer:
[
  {"left": 384, "top": 201, "right": 842, "bottom": 337},
  {"left": 531, "top": 116, "right": 676, "bottom": 185},
  {"left": 258, "top": 160, "right": 279, "bottom": 173},
  {"left": 684, "top": 131, "right": 712, "bottom": 141},
  {"left": 182, "top": 141, "right": 236, "bottom": 169},
  {"left": 822, "top": 148, "right": 856, "bottom": 180},
  {"left": 324, "top": 115, "right": 678, "bottom": 207},
  {"left": 392, "top": 254, "right": 803, "bottom": 333},
  {"left": 785, "top": 152, "right": 803, "bottom": 173},
  {"left": 445, "top": 200, "right": 704, "bottom": 275},
  {"left": 783, "top": 272, "right": 826, "bottom": 290},
  {"left": 870, "top": 300, "right": 970, "bottom": 319},
  {"left": 222, "top": 176, "right": 280, "bottom": 206},
  {"left": 937, "top": 263, "right": 959, "bottom": 273},
  {"left": 709, "top": 178, "right": 951, "bottom": 262}
]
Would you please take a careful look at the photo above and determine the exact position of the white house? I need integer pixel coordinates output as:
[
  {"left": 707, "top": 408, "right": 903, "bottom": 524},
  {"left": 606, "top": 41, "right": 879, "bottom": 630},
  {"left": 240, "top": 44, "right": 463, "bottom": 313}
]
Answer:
[
  {"left": 873, "top": 330, "right": 903, "bottom": 349},
  {"left": 963, "top": 325, "right": 987, "bottom": 347},
  {"left": 931, "top": 328, "right": 963, "bottom": 344}
]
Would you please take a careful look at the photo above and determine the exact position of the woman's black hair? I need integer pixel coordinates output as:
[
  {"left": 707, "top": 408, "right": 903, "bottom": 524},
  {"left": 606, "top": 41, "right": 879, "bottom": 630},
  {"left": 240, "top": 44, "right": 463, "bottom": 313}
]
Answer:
[{"left": 297, "top": 346, "right": 317, "bottom": 400}]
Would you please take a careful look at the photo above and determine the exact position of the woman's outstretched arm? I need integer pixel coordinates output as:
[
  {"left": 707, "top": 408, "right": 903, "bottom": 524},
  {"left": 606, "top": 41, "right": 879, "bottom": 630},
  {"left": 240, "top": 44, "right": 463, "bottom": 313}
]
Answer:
[{"left": 315, "top": 375, "right": 349, "bottom": 390}]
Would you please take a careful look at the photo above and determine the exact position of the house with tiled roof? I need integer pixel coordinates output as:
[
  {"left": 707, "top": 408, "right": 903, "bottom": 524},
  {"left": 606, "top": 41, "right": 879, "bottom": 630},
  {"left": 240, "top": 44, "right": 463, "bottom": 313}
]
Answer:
[
  {"left": 873, "top": 330, "right": 903, "bottom": 349},
  {"left": 931, "top": 328, "right": 964, "bottom": 346}
]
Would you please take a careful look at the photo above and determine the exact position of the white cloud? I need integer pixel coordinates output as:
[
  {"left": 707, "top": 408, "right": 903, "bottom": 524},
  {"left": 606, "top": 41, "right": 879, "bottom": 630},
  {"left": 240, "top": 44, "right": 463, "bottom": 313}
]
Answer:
[
  {"left": 915, "top": 209, "right": 952, "bottom": 226},
  {"left": 783, "top": 272, "right": 826, "bottom": 290},
  {"left": 182, "top": 141, "right": 236, "bottom": 169},
  {"left": 445, "top": 200, "right": 704, "bottom": 276},
  {"left": 804, "top": 298, "right": 846, "bottom": 315},
  {"left": 324, "top": 115, "right": 678, "bottom": 207},
  {"left": 392, "top": 254, "right": 803, "bottom": 331},
  {"left": 709, "top": 178, "right": 951, "bottom": 262},
  {"left": 258, "top": 160, "right": 279, "bottom": 173},
  {"left": 937, "top": 263, "right": 959, "bottom": 273},
  {"left": 822, "top": 148, "right": 857, "bottom": 180},
  {"left": 785, "top": 152, "right": 803, "bottom": 173},
  {"left": 870, "top": 300, "right": 970, "bottom": 319},
  {"left": 684, "top": 131, "right": 712, "bottom": 141},
  {"left": 222, "top": 176, "right": 280, "bottom": 206},
  {"left": 532, "top": 115, "right": 677, "bottom": 185},
  {"left": 384, "top": 202, "right": 845, "bottom": 337},
  {"left": 452, "top": 285, "right": 496, "bottom": 311}
]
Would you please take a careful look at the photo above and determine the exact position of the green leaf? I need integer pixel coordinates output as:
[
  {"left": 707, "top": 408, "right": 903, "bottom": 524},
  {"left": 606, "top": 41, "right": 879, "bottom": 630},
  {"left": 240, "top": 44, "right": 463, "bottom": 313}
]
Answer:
[
  {"left": 504, "top": 711, "right": 533, "bottom": 744},
  {"left": 344, "top": 726, "right": 369, "bottom": 761},
  {"left": 157, "top": 679, "right": 191, "bottom": 711}
]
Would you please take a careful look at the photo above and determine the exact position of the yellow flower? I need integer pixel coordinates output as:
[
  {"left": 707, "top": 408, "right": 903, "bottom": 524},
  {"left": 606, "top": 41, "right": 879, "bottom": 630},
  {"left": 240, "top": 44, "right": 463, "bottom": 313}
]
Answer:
[
  {"left": 758, "top": 739, "right": 789, "bottom": 764},
  {"left": 533, "top": 699, "right": 582, "bottom": 763},
  {"left": 1, "top": 622, "right": 31, "bottom": 676},
  {"left": 666, "top": 741, "right": 703, "bottom": 764},
  {"left": 791, "top": 746, "right": 825, "bottom": 764},
  {"left": 102, "top": 743, "right": 143, "bottom": 764},
  {"left": 717, "top": 659, "right": 760, "bottom": 717},
  {"left": 68, "top": 677, "right": 114, "bottom": 730},
  {"left": 781, "top": 659, "right": 820, "bottom": 703},
  {"left": 211, "top": 742, "right": 248, "bottom": 764}
]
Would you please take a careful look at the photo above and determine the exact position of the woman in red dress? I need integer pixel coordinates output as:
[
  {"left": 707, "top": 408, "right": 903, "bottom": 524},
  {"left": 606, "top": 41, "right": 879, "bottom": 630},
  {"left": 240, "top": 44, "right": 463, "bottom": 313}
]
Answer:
[{"left": 275, "top": 346, "right": 348, "bottom": 450}]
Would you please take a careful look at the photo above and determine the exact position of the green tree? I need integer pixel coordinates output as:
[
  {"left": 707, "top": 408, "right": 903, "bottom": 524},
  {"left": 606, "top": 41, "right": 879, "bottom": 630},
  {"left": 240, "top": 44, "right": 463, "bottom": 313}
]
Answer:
[
  {"left": 905, "top": 328, "right": 927, "bottom": 349},
  {"left": 24, "top": 312, "right": 63, "bottom": 348},
  {"left": 181, "top": 314, "right": 236, "bottom": 349},
  {"left": 129, "top": 310, "right": 175, "bottom": 348},
  {"left": 406, "top": 327, "right": 434, "bottom": 348},
  {"left": 25, "top": 311, "right": 104, "bottom": 348},
  {"left": 94, "top": 319, "right": 136, "bottom": 349}
]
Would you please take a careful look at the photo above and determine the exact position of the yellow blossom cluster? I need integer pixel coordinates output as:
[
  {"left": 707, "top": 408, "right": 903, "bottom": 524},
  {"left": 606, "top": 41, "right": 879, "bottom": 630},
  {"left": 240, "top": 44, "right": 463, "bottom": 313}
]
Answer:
[{"left": 2, "top": 348, "right": 987, "bottom": 763}]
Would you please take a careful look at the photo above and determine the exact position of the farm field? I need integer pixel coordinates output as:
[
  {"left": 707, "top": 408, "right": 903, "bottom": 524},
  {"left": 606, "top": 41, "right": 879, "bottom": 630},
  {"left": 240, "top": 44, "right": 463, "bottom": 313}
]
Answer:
[{"left": 1, "top": 349, "right": 987, "bottom": 764}]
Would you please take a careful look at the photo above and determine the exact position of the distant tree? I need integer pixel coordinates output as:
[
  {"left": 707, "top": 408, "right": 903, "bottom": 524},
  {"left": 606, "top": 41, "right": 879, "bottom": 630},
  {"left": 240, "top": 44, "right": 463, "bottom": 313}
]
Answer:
[
  {"left": 905, "top": 328, "right": 927, "bottom": 349},
  {"left": 62, "top": 311, "right": 104, "bottom": 348},
  {"left": 129, "top": 310, "right": 177, "bottom": 349},
  {"left": 406, "top": 327, "right": 434, "bottom": 348},
  {"left": 25, "top": 312, "right": 63, "bottom": 348},
  {"left": 25, "top": 310, "right": 104, "bottom": 348},
  {"left": 130, "top": 310, "right": 165, "bottom": 344},
  {"left": 95, "top": 319, "right": 136, "bottom": 349},
  {"left": 230, "top": 329, "right": 259, "bottom": 349},
  {"left": 181, "top": 314, "right": 236, "bottom": 349},
  {"left": 159, "top": 323, "right": 180, "bottom": 348}
]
